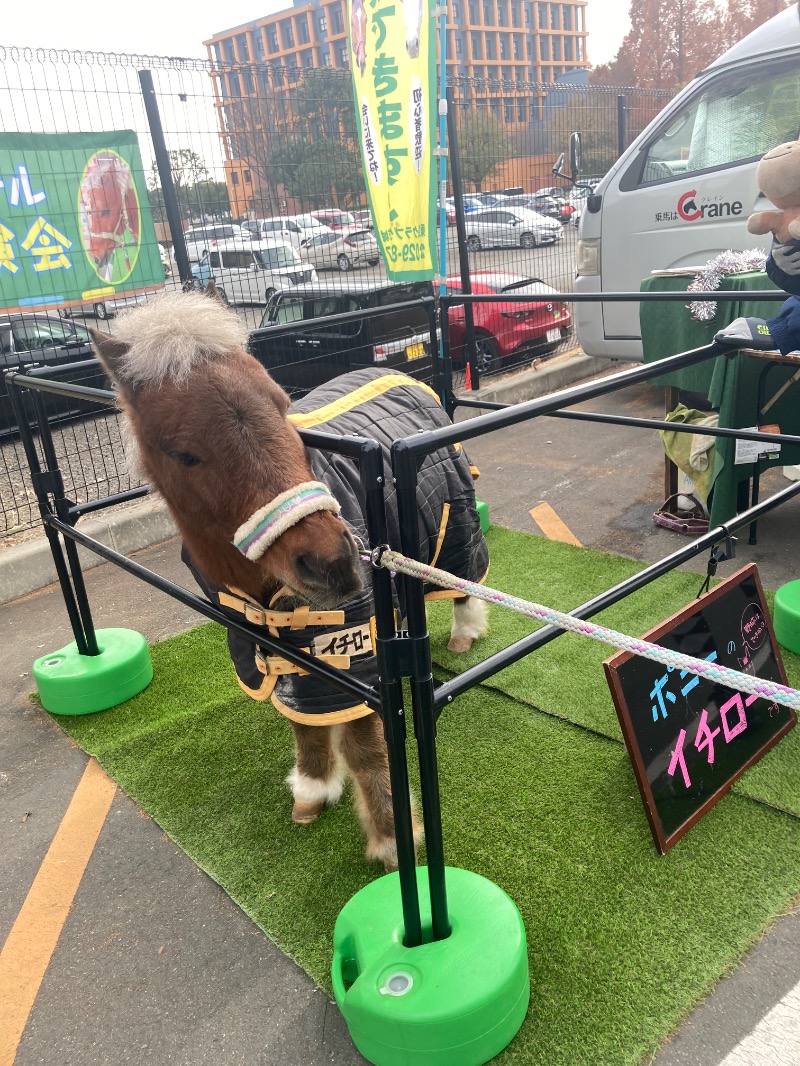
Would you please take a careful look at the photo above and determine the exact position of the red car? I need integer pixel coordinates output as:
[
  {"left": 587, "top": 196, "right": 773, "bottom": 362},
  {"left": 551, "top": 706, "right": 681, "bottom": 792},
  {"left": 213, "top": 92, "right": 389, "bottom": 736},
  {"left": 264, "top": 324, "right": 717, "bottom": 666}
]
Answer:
[{"left": 444, "top": 271, "right": 572, "bottom": 373}]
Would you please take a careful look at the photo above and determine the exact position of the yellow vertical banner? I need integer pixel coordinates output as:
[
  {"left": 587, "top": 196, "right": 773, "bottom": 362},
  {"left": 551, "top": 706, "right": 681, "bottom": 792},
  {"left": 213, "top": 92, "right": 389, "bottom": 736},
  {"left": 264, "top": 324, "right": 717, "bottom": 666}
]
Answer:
[{"left": 348, "top": 0, "right": 438, "bottom": 280}]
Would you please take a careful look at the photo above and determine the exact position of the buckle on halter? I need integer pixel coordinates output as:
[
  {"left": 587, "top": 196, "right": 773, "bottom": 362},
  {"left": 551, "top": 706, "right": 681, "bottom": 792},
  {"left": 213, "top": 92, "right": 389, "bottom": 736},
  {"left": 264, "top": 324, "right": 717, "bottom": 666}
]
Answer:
[
  {"left": 244, "top": 603, "right": 267, "bottom": 626},
  {"left": 370, "top": 544, "right": 391, "bottom": 569}
]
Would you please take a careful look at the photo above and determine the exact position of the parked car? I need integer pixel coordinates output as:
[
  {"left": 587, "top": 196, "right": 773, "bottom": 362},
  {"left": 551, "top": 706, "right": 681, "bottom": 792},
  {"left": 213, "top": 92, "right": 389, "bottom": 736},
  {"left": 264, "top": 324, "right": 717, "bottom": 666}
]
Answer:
[
  {"left": 464, "top": 207, "right": 563, "bottom": 250},
  {"left": 444, "top": 271, "right": 572, "bottom": 373},
  {"left": 310, "top": 208, "right": 358, "bottom": 230},
  {"left": 249, "top": 279, "right": 435, "bottom": 395},
  {"left": 183, "top": 223, "right": 251, "bottom": 261},
  {"left": 352, "top": 209, "right": 375, "bottom": 229},
  {"left": 472, "top": 192, "right": 510, "bottom": 207},
  {"left": 198, "top": 240, "right": 317, "bottom": 306},
  {"left": 300, "top": 228, "right": 381, "bottom": 271},
  {"left": 159, "top": 243, "right": 172, "bottom": 276},
  {"left": 241, "top": 214, "right": 331, "bottom": 248},
  {"left": 0, "top": 313, "right": 109, "bottom": 436},
  {"left": 445, "top": 195, "right": 484, "bottom": 215}
]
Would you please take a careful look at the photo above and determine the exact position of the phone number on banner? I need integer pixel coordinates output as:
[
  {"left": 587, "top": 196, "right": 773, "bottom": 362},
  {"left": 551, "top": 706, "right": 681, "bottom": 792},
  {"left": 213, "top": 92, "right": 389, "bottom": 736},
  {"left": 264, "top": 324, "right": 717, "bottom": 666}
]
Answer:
[{"left": 384, "top": 242, "right": 429, "bottom": 265}]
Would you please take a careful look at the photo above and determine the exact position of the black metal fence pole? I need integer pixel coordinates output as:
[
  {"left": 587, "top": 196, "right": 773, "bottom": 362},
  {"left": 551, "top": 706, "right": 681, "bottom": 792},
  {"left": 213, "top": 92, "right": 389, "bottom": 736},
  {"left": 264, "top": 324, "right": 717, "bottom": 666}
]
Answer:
[
  {"left": 446, "top": 86, "right": 480, "bottom": 391},
  {"left": 393, "top": 442, "right": 451, "bottom": 942},
  {"left": 360, "top": 441, "right": 423, "bottom": 947},
  {"left": 139, "top": 68, "right": 192, "bottom": 286}
]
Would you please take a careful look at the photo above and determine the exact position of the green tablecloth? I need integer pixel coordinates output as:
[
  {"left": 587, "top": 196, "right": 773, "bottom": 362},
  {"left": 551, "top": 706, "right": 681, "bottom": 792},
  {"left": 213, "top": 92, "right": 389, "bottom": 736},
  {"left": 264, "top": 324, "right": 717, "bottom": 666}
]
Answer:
[{"left": 640, "top": 272, "right": 800, "bottom": 528}]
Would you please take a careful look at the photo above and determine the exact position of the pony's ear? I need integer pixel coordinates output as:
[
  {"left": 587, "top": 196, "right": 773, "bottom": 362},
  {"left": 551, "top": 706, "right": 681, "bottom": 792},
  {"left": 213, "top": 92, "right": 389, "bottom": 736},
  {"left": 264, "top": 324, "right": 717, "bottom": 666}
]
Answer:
[{"left": 89, "top": 328, "right": 130, "bottom": 385}]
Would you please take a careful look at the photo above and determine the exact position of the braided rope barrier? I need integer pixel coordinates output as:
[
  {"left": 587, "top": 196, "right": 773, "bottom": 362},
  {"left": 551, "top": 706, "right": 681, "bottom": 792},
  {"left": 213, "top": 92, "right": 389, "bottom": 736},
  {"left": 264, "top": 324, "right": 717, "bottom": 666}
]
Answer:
[{"left": 374, "top": 548, "right": 800, "bottom": 714}]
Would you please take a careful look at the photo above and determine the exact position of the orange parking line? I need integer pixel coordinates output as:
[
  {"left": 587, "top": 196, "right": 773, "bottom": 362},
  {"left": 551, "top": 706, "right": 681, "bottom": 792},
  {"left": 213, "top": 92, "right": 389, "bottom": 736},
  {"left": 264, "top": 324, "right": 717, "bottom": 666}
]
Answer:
[
  {"left": 529, "top": 502, "right": 583, "bottom": 546},
  {"left": 0, "top": 759, "right": 116, "bottom": 1066}
]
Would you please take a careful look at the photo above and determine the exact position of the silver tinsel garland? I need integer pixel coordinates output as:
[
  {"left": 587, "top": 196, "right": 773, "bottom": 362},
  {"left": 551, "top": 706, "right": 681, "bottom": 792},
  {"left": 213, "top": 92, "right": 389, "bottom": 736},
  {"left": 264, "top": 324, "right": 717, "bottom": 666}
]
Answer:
[{"left": 686, "top": 249, "right": 768, "bottom": 321}]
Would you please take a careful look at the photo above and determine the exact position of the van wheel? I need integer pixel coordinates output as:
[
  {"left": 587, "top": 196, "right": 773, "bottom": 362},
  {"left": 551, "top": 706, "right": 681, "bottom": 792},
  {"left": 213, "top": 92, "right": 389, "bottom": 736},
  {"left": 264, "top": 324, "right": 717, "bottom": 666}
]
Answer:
[
  {"left": 337, "top": 254, "right": 352, "bottom": 271},
  {"left": 519, "top": 232, "right": 536, "bottom": 249},
  {"left": 474, "top": 336, "right": 498, "bottom": 374},
  {"left": 466, "top": 235, "right": 482, "bottom": 251},
  {"left": 264, "top": 287, "right": 276, "bottom": 303},
  {"left": 367, "top": 258, "right": 379, "bottom": 267},
  {"left": 94, "top": 302, "right": 109, "bottom": 320},
  {"left": 215, "top": 287, "right": 229, "bottom": 306}
]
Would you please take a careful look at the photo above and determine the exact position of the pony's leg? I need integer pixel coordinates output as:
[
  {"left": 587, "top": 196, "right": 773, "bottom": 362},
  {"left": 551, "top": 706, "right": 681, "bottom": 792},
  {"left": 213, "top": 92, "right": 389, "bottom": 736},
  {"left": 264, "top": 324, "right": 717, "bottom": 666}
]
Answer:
[
  {"left": 447, "top": 594, "right": 489, "bottom": 653},
  {"left": 286, "top": 722, "right": 346, "bottom": 824},
  {"left": 340, "top": 714, "right": 423, "bottom": 871}
]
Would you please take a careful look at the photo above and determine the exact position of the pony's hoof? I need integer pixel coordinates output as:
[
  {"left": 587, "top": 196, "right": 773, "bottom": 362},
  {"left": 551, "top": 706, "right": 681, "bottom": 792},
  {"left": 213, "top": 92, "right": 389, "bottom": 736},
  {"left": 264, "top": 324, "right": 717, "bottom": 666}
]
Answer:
[
  {"left": 447, "top": 635, "right": 474, "bottom": 653},
  {"left": 292, "top": 799, "right": 325, "bottom": 824}
]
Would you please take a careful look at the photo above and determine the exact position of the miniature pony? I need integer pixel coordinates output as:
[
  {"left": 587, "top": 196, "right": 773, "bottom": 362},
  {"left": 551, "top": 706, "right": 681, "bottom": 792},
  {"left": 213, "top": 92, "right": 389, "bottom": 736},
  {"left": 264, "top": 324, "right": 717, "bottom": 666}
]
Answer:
[{"left": 90, "top": 292, "right": 489, "bottom": 869}]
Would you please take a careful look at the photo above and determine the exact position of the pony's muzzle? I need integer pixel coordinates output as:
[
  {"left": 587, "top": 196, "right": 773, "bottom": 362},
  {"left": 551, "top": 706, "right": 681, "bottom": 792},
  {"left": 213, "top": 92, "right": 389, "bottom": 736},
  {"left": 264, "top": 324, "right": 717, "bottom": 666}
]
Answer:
[{"left": 291, "top": 525, "right": 363, "bottom": 604}]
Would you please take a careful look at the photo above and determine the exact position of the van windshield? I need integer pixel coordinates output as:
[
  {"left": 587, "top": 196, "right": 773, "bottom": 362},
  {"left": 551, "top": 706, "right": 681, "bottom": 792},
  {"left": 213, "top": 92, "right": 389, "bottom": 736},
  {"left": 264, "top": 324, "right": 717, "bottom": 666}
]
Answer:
[{"left": 255, "top": 246, "right": 300, "bottom": 269}]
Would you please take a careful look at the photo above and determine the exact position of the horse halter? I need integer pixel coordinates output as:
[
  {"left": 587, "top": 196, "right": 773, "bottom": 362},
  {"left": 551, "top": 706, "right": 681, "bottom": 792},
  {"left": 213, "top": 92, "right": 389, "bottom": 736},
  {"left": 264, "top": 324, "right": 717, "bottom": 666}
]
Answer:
[{"left": 232, "top": 481, "right": 341, "bottom": 562}]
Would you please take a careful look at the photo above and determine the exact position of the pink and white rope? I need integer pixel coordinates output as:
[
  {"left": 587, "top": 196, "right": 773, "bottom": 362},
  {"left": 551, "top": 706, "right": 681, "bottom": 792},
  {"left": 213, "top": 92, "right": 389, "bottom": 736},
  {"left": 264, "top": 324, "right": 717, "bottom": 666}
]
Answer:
[{"left": 374, "top": 548, "right": 800, "bottom": 713}]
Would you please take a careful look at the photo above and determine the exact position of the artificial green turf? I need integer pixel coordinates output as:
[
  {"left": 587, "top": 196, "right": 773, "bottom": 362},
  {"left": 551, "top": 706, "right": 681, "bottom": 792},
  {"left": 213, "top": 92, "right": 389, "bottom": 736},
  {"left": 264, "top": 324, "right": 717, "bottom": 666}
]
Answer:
[
  {"left": 50, "top": 609, "right": 800, "bottom": 1066},
  {"left": 428, "top": 525, "right": 800, "bottom": 817},
  {"left": 48, "top": 527, "right": 800, "bottom": 1064}
]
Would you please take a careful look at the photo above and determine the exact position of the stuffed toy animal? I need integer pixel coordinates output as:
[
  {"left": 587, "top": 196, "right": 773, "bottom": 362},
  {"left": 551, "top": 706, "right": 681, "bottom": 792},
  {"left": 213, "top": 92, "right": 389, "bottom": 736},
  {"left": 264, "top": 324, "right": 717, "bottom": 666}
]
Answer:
[{"left": 746, "top": 141, "right": 800, "bottom": 243}]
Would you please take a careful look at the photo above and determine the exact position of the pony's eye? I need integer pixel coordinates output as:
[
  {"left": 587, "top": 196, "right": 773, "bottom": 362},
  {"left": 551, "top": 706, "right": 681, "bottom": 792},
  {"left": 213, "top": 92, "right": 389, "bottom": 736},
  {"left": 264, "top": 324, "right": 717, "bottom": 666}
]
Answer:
[{"left": 171, "top": 451, "right": 201, "bottom": 467}]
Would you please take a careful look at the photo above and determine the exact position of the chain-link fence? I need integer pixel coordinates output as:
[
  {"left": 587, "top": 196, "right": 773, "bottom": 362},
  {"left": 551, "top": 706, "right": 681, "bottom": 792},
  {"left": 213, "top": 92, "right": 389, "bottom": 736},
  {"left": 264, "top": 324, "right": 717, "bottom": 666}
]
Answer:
[{"left": 0, "top": 45, "right": 676, "bottom": 536}]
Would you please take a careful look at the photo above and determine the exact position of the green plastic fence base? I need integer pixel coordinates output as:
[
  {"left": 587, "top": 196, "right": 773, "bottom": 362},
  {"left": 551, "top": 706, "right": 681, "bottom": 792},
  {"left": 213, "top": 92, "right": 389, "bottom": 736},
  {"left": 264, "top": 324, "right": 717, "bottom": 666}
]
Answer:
[
  {"left": 476, "top": 499, "right": 490, "bottom": 535},
  {"left": 332, "top": 866, "right": 529, "bottom": 1066},
  {"left": 774, "top": 580, "right": 800, "bottom": 655},
  {"left": 33, "top": 628, "right": 153, "bottom": 716}
]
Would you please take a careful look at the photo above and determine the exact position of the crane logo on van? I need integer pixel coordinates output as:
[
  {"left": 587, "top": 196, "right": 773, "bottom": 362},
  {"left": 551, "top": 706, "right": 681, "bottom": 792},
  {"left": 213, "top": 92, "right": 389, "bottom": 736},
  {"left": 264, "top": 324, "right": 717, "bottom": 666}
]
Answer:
[{"left": 676, "top": 189, "right": 744, "bottom": 222}]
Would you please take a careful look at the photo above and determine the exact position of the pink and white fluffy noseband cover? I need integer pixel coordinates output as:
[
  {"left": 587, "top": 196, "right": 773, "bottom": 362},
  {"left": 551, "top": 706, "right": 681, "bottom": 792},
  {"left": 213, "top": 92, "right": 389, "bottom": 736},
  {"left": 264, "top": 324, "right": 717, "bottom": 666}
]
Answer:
[{"left": 232, "top": 481, "right": 341, "bottom": 562}]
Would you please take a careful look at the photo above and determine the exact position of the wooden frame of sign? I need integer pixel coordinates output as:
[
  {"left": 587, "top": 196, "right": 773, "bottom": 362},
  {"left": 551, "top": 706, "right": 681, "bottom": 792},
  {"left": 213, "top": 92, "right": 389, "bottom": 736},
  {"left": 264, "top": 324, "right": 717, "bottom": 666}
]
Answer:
[{"left": 604, "top": 564, "right": 795, "bottom": 854}]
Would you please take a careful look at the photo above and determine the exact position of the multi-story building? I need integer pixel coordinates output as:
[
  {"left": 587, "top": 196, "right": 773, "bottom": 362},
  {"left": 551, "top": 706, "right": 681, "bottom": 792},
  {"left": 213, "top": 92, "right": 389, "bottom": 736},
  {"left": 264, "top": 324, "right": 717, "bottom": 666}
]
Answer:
[{"left": 204, "top": 0, "right": 589, "bottom": 216}]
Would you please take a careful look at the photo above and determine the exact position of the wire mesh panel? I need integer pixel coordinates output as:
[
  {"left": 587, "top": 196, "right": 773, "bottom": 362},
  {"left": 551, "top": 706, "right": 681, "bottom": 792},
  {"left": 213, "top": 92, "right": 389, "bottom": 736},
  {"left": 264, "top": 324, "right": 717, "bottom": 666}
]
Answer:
[{"left": 0, "top": 45, "right": 677, "bottom": 535}]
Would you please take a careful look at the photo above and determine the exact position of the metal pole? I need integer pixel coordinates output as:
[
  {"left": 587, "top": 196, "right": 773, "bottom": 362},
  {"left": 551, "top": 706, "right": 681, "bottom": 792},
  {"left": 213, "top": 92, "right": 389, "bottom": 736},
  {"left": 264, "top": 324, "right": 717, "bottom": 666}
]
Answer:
[
  {"left": 617, "top": 95, "right": 626, "bottom": 158},
  {"left": 446, "top": 86, "right": 480, "bottom": 390},
  {"left": 138, "top": 69, "right": 192, "bottom": 286},
  {"left": 393, "top": 443, "right": 450, "bottom": 941},
  {"left": 360, "top": 443, "right": 423, "bottom": 947}
]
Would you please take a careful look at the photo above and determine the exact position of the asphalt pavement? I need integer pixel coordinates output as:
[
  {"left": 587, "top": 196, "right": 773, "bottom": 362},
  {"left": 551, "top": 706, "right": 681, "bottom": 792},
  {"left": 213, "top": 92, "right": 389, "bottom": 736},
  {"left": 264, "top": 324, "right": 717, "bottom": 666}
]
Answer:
[{"left": 2, "top": 354, "right": 799, "bottom": 1065}]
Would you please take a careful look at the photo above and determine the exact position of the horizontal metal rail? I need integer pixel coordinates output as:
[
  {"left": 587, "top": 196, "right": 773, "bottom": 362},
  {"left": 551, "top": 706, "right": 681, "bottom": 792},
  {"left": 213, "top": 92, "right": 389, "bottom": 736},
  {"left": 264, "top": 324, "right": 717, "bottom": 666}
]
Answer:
[{"left": 439, "top": 289, "right": 785, "bottom": 306}]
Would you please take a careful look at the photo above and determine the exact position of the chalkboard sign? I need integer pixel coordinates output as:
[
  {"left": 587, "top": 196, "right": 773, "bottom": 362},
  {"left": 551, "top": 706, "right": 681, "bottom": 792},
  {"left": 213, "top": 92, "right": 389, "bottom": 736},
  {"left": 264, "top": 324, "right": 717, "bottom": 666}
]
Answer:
[{"left": 604, "top": 564, "right": 796, "bottom": 854}]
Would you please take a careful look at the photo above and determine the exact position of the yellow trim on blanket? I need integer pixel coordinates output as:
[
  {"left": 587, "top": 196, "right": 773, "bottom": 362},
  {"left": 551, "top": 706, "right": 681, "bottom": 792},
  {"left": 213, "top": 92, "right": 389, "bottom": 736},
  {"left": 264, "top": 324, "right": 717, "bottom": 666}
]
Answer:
[
  {"left": 288, "top": 374, "right": 441, "bottom": 429},
  {"left": 269, "top": 691, "right": 375, "bottom": 725},
  {"left": 234, "top": 672, "right": 278, "bottom": 702},
  {"left": 429, "top": 502, "right": 450, "bottom": 568},
  {"left": 423, "top": 562, "right": 490, "bottom": 601}
]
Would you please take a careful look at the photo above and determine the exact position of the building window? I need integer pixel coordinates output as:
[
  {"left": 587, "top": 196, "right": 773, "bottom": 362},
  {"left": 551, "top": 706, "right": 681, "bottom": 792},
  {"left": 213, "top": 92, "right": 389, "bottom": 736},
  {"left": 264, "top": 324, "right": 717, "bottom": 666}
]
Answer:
[
  {"left": 322, "top": 49, "right": 332, "bottom": 65},
  {"left": 552, "top": 36, "right": 561, "bottom": 60},
  {"left": 232, "top": 172, "right": 240, "bottom": 186},
  {"left": 268, "top": 27, "right": 279, "bottom": 52},
  {"left": 452, "top": 0, "right": 461, "bottom": 17},
  {"left": 511, "top": 2, "right": 520, "bottom": 26},
  {"left": 538, "top": 3, "right": 547, "bottom": 28},
  {"left": 244, "top": 169, "right": 251, "bottom": 183},
  {"left": 500, "top": 33, "right": 509, "bottom": 59},
  {"left": 564, "top": 37, "right": 573, "bottom": 61},
  {"left": 318, "top": 13, "right": 327, "bottom": 33},
  {"left": 224, "top": 39, "right": 235, "bottom": 64},
  {"left": 229, "top": 72, "right": 241, "bottom": 97},
  {"left": 497, "top": 2, "right": 506, "bottom": 26},
  {"left": 302, "top": 50, "right": 314, "bottom": 67},
  {"left": 577, "top": 38, "right": 584, "bottom": 61},
  {"left": 338, "top": 43, "right": 348, "bottom": 65},
  {"left": 483, "top": 2, "right": 494, "bottom": 25},
  {"left": 517, "top": 99, "right": 526, "bottom": 122},
  {"left": 539, "top": 36, "right": 549, "bottom": 60},
  {"left": 242, "top": 69, "right": 253, "bottom": 94},
  {"left": 562, "top": 4, "right": 572, "bottom": 29},
  {"left": 455, "top": 35, "right": 463, "bottom": 56},
  {"left": 254, "top": 32, "right": 265, "bottom": 57},
  {"left": 504, "top": 100, "right": 514, "bottom": 123},
  {"left": 331, "top": 5, "right": 344, "bottom": 33},
  {"left": 238, "top": 34, "right": 250, "bottom": 61},
  {"left": 486, "top": 34, "right": 497, "bottom": 60},
  {"left": 469, "top": 2, "right": 479, "bottom": 21},
  {"left": 471, "top": 33, "right": 483, "bottom": 59},
  {"left": 549, "top": 3, "right": 559, "bottom": 29},
  {"left": 297, "top": 17, "right": 310, "bottom": 44},
  {"left": 282, "top": 21, "right": 295, "bottom": 48},
  {"left": 513, "top": 34, "right": 522, "bottom": 59}
]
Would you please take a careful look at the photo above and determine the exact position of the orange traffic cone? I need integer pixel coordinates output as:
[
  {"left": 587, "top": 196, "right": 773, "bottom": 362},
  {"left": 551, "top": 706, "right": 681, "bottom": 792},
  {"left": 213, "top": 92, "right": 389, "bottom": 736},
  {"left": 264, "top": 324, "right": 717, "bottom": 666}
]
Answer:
[{"left": 465, "top": 362, "right": 472, "bottom": 390}]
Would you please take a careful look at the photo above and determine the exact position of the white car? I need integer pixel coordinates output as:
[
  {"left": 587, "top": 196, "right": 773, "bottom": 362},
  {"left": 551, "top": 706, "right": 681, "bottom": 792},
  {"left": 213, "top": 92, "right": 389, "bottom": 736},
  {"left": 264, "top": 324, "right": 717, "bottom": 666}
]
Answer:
[
  {"left": 241, "top": 214, "right": 331, "bottom": 249},
  {"left": 464, "top": 207, "right": 563, "bottom": 250},
  {"left": 198, "top": 239, "right": 317, "bottom": 306},
  {"left": 300, "top": 228, "right": 381, "bottom": 271},
  {"left": 183, "top": 223, "right": 251, "bottom": 262}
]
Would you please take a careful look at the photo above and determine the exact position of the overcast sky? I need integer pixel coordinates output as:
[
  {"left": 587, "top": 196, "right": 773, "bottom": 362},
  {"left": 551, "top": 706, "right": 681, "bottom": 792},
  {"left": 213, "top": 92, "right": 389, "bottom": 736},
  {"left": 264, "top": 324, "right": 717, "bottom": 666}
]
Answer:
[{"left": 4, "top": 0, "right": 628, "bottom": 66}]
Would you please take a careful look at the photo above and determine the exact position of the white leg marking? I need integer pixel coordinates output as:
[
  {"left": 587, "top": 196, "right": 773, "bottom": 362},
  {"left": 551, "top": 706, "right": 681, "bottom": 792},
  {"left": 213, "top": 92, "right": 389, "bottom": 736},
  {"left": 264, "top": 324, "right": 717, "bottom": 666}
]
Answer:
[{"left": 448, "top": 596, "right": 489, "bottom": 652}]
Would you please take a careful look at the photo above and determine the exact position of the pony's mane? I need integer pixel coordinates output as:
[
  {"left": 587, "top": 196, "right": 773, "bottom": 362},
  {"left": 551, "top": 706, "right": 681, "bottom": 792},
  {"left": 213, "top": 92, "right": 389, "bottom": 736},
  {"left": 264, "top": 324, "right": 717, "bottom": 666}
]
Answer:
[{"left": 112, "top": 290, "right": 251, "bottom": 386}]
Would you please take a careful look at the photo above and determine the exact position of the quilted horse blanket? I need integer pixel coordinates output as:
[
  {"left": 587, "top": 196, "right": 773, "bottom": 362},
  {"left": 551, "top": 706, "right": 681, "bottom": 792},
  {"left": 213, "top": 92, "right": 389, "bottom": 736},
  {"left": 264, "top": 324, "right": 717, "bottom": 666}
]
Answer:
[{"left": 185, "top": 368, "right": 489, "bottom": 724}]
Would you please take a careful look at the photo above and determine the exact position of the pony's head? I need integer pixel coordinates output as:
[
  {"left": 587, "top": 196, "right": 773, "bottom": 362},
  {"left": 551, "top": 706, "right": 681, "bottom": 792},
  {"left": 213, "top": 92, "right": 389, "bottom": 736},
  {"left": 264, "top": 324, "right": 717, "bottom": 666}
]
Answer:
[{"left": 91, "top": 291, "right": 362, "bottom": 608}]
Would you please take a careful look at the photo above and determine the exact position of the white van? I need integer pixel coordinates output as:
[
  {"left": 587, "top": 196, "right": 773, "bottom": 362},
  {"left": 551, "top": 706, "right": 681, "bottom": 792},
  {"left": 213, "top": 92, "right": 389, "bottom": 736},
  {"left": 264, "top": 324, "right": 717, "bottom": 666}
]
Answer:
[
  {"left": 241, "top": 214, "right": 331, "bottom": 248},
  {"left": 199, "top": 240, "right": 318, "bottom": 306},
  {"left": 575, "top": 3, "right": 800, "bottom": 360}
]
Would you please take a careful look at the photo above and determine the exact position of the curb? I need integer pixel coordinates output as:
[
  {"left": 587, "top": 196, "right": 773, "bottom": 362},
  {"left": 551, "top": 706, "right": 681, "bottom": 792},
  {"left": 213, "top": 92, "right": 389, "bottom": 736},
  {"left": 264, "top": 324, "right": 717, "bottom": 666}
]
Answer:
[{"left": 0, "top": 351, "right": 625, "bottom": 605}]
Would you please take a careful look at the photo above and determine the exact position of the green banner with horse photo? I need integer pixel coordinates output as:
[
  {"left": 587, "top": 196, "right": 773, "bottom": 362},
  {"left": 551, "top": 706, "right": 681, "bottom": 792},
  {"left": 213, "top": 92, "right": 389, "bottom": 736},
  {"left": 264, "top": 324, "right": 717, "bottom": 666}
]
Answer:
[{"left": 0, "top": 130, "right": 163, "bottom": 315}]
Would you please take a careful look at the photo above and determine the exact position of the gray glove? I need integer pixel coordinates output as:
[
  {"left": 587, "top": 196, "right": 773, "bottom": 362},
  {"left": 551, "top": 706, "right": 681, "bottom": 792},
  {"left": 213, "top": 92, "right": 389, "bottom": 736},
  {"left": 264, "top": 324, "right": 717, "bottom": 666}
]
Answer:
[
  {"left": 771, "top": 237, "right": 800, "bottom": 276},
  {"left": 714, "top": 317, "right": 775, "bottom": 350}
]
